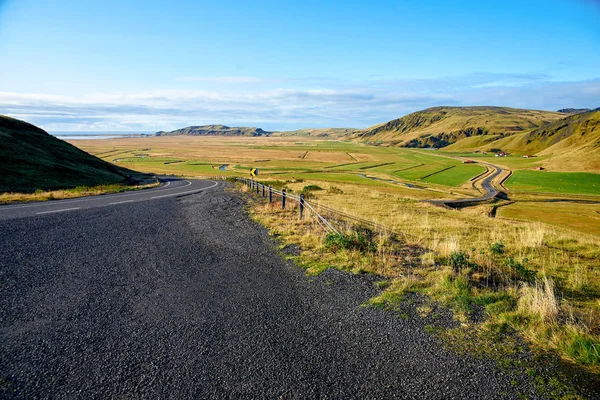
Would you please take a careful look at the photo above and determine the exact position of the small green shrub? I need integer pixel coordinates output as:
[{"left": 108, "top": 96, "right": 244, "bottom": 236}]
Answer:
[
  {"left": 489, "top": 241, "right": 506, "bottom": 256},
  {"left": 449, "top": 251, "right": 471, "bottom": 272},
  {"left": 324, "top": 230, "right": 376, "bottom": 253},
  {"left": 327, "top": 185, "right": 344, "bottom": 194},
  {"left": 301, "top": 185, "right": 324, "bottom": 199},
  {"left": 302, "top": 185, "right": 323, "bottom": 191},
  {"left": 504, "top": 256, "right": 536, "bottom": 282}
]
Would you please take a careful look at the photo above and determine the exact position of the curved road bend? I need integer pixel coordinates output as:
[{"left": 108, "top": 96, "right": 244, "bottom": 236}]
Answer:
[
  {"left": 0, "top": 178, "right": 218, "bottom": 221},
  {"left": 427, "top": 162, "right": 504, "bottom": 207},
  {"left": 0, "top": 182, "right": 539, "bottom": 398}
]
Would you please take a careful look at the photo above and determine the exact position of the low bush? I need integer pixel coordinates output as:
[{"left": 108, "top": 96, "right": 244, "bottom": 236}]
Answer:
[
  {"left": 324, "top": 230, "right": 376, "bottom": 253},
  {"left": 449, "top": 251, "right": 471, "bottom": 272},
  {"left": 300, "top": 184, "right": 324, "bottom": 199},
  {"left": 489, "top": 241, "right": 505, "bottom": 256},
  {"left": 327, "top": 185, "right": 344, "bottom": 194},
  {"left": 505, "top": 256, "right": 536, "bottom": 283},
  {"left": 302, "top": 184, "right": 323, "bottom": 192}
]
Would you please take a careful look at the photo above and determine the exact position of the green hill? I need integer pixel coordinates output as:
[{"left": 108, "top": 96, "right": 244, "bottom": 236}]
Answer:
[
  {"left": 156, "top": 125, "right": 271, "bottom": 137},
  {"left": 487, "top": 109, "right": 600, "bottom": 172},
  {"left": 358, "top": 106, "right": 564, "bottom": 148},
  {"left": 0, "top": 115, "right": 132, "bottom": 193}
]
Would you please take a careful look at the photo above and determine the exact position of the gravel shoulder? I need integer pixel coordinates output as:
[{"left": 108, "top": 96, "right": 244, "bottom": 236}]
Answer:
[{"left": 1, "top": 183, "right": 538, "bottom": 399}]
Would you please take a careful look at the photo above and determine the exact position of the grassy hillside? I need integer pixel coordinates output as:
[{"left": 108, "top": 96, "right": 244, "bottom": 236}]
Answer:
[
  {"left": 359, "top": 106, "right": 564, "bottom": 148},
  {"left": 474, "top": 110, "right": 600, "bottom": 172},
  {"left": 156, "top": 125, "right": 270, "bottom": 137},
  {"left": 0, "top": 115, "right": 131, "bottom": 193}
]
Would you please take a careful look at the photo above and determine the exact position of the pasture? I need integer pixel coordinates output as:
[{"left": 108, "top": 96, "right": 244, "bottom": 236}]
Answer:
[
  {"left": 73, "top": 136, "right": 487, "bottom": 191},
  {"left": 498, "top": 201, "right": 600, "bottom": 236},
  {"left": 71, "top": 135, "right": 600, "bottom": 230},
  {"left": 506, "top": 170, "right": 600, "bottom": 195}
]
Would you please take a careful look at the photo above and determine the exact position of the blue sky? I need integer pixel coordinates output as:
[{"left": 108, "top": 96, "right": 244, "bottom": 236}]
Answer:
[{"left": 0, "top": 0, "right": 599, "bottom": 131}]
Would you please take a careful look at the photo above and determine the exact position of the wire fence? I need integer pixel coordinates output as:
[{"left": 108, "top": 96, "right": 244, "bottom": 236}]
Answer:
[
  {"left": 235, "top": 177, "right": 404, "bottom": 239},
  {"left": 237, "top": 177, "right": 340, "bottom": 234}
]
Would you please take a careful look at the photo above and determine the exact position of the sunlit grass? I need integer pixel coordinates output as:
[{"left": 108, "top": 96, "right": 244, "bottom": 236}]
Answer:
[{"left": 0, "top": 181, "right": 159, "bottom": 204}]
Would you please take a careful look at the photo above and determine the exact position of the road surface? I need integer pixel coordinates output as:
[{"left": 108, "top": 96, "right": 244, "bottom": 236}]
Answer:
[
  {"left": 0, "top": 182, "right": 539, "bottom": 398},
  {"left": 0, "top": 178, "right": 217, "bottom": 220},
  {"left": 427, "top": 162, "right": 504, "bottom": 207}
]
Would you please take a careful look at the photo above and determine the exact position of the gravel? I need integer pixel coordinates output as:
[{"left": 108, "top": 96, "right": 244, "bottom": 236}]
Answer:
[{"left": 0, "top": 184, "right": 540, "bottom": 399}]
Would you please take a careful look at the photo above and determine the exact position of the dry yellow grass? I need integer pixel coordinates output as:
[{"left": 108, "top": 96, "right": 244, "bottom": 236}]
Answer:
[
  {"left": 241, "top": 178, "right": 600, "bottom": 372},
  {"left": 0, "top": 182, "right": 159, "bottom": 204}
]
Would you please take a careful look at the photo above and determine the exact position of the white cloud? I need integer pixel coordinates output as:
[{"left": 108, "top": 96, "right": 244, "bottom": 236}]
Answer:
[
  {"left": 1, "top": 74, "right": 599, "bottom": 132},
  {"left": 175, "top": 76, "right": 265, "bottom": 84}
]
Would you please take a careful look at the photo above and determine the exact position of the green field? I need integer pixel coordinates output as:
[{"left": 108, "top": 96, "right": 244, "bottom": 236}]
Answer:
[
  {"left": 74, "top": 137, "right": 490, "bottom": 190},
  {"left": 70, "top": 136, "right": 600, "bottom": 198},
  {"left": 506, "top": 171, "right": 600, "bottom": 195},
  {"left": 498, "top": 201, "right": 600, "bottom": 236}
]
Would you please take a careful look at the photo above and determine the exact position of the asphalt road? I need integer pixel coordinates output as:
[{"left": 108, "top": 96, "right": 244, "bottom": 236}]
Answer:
[
  {"left": 427, "top": 162, "right": 503, "bottom": 207},
  {"left": 0, "top": 178, "right": 218, "bottom": 220},
  {"left": 0, "top": 182, "right": 537, "bottom": 399}
]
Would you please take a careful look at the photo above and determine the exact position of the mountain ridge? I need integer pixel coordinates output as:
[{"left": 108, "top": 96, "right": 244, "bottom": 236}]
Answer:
[
  {"left": 357, "top": 106, "right": 564, "bottom": 148},
  {"left": 156, "top": 125, "right": 271, "bottom": 137}
]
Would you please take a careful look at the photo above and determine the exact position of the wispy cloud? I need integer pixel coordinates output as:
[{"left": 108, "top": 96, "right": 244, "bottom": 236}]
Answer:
[
  {"left": 1, "top": 74, "right": 599, "bottom": 132},
  {"left": 175, "top": 76, "right": 265, "bottom": 84}
]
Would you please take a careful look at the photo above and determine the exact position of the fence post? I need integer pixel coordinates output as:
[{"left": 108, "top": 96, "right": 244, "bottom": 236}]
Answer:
[
  {"left": 269, "top": 186, "right": 273, "bottom": 203},
  {"left": 262, "top": 185, "right": 265, "bottom": 197},
  {"left": 299, "top": 193, "right": 305, "bottom": 220},
  {"left": 256, "top": 182, "right": 259, "bottom": 195},
  {"left": 251, "top": 179, "right": 254, "bottom": 190},
  {"left": 282, "top": 189, "right": 286, "bottom": 209}
]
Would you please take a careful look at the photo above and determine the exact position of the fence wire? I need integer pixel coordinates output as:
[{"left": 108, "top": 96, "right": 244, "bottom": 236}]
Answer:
[{"left": 236, "top": 178, "right": 404, "bottom": 238}]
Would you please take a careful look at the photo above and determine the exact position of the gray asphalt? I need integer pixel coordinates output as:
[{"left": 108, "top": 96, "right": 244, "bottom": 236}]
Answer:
[
  {"left": 0, "top": 178, "right": 217, "bottom": 220},
  {"left": 427, "top": 162, "right": 503, "bottom": 207},
  {"left": 0, "top": 182, "right": 537, "bottom": 399}
]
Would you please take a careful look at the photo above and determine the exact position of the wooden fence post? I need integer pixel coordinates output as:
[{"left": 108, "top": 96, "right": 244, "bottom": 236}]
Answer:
[
  {"left": 256, "top": 182, "right": 259, "bottom": 195},
  {"left": 282, "top": 189, "right": 286, "bottom": 209},
  {"left": 299, "top": 193, "right": 305, "bottom": 220},
  {"left": 269, "top": 186, "right": 273, "bottom": 203},
  {"left": 262, "top": 185, "right": 265, "bottom": 197}
]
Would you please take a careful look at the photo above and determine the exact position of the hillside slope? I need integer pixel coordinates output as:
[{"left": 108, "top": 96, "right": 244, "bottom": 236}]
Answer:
[
  {"left": 491, "top": 110, "right": 600, "bottom": 171},
  {"left": 0, "top": 115, "right": 130, "bottom": 193},
  {"left": 359, "top": 106, "right": 564, "bottom": 148},
  {"left": 156, "top": 125, "right": 270, "bottom": 137}
]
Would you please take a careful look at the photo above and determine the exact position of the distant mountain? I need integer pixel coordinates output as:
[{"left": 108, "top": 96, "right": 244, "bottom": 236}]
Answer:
[
  {"left": 557, "top": 108, "right": 592, "bottom": 114},
  {"left": 273, "top": 128, "right": 358, "bottom": 138},
  {"left": 0, "top": 115, "right": 132, "bottom": 193},
  {"left": 156, "top": 125, "right": 271, "bottom": 137},
  {"left": 357, "top": 106, "right": 564, "bottom": 148}
]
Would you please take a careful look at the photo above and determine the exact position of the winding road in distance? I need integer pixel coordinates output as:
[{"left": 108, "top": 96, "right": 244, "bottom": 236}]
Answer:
[
  {"left": 0, "top": 178, "right": 218, "bottom": 220},
  {"left": 0, "top": 179, "right": 540, "bottom": 399},
  {"left": 426, "top": 161, "right": 505, "bottom": 208}
]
